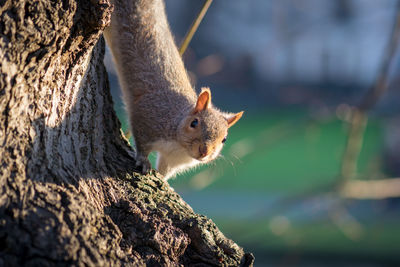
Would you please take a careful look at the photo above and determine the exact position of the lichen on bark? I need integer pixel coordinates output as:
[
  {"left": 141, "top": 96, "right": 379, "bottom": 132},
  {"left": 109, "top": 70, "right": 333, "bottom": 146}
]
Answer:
[{"left": 0, "top": 0, "right": 254, "bottom": 266}]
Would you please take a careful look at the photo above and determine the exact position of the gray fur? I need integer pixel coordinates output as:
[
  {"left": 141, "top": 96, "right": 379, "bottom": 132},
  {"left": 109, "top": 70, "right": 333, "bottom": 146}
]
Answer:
[{"left": 104, "top": 0, "right": 243, "bottom": 179}]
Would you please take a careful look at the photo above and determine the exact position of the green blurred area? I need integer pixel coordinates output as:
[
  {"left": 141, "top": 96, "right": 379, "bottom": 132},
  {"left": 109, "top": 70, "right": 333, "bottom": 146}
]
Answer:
[
  {"left": 170, "top": 109, "right": 383, "bottom": 194},
  {"left": 115, "top": 107, "right": 400, "bottom": 264}
]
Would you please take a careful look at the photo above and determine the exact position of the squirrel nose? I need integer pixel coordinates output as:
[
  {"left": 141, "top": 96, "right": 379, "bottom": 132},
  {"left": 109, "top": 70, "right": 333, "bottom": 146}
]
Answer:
[{"left": 199, "top": 145, "right": 209, "bottom": 158}]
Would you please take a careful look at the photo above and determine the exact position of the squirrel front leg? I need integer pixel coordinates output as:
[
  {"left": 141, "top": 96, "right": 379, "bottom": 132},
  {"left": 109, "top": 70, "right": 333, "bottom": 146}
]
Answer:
[{"left": 134, "top": 141, "right": 151, "bottom": 175}]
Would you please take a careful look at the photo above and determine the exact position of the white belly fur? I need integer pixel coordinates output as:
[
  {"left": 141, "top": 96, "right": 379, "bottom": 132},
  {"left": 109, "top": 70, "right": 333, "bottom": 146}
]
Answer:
[{"left": 151, "top": 140, "right": 199, "bottom": 179}]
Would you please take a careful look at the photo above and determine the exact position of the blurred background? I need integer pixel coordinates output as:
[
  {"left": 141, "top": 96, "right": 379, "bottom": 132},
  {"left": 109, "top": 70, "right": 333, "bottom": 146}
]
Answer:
[{"left": 105, "top": 0, "right": 400, "bottom": 265}]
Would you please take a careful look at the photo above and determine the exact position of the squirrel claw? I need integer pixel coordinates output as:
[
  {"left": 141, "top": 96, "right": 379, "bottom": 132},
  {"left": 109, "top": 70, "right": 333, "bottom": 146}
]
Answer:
[{"left": 135, "top": 156, "right": 152, "bottom": 175}]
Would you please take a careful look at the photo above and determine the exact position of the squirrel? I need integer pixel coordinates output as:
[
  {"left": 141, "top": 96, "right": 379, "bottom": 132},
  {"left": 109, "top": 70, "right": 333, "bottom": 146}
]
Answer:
[{"left": 103, "top": 0, "right": 243, "bottom": 180}]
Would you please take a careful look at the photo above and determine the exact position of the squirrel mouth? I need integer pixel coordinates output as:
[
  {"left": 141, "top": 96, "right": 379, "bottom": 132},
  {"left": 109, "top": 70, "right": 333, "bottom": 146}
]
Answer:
[
  {"left": 197, "top": 154, "right": 206, "bottom": 161},
  {"left": 197, "top": 154, "right": 208, "bottom": 162},
  {"left": 197, "top": 152, "right": 212, "bottom": 162},
  {"left": 198, "top": 153, "right": 208, "bottom": 161}
]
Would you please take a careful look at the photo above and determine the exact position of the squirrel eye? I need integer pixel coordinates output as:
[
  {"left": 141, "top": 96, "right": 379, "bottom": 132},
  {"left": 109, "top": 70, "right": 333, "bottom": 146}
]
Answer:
[
  {"left": 222, "top": 136, "right": 227, "bottom": 143},
  {"left": 190, "top": 118, "right": 198, "bottom": 128}
]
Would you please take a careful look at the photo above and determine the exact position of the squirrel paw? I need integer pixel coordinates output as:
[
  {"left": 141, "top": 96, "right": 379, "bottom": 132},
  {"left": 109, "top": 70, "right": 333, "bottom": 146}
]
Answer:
[{"left": 135, "top": 156, "right": 152, "bottom": 175}]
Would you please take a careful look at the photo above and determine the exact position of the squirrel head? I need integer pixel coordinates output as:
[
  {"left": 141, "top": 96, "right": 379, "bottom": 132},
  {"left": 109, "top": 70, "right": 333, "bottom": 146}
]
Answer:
[{"left": 177, "top": 87, "right": 243, "bottom": 163}]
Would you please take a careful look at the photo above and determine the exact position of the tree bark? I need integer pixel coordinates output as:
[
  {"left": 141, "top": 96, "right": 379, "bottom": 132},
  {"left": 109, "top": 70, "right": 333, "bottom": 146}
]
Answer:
[{"left": 0, "top": 0, "right": 254, "bottom": 266}]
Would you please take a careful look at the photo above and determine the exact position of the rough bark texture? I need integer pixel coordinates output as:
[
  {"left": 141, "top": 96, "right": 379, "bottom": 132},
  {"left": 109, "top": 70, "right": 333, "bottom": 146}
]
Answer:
[{"left": 0, "top": 0, "right": 254, "bottom": 266}]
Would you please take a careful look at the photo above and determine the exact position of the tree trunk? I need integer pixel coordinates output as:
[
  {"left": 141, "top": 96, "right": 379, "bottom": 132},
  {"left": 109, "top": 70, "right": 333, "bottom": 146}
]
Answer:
[{"left": 0, "top": 0, "right": 254, "bottom": 266}]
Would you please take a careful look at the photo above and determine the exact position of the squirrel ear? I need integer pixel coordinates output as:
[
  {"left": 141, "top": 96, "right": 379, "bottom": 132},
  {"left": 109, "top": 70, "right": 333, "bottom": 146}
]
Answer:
[
  {"left": 226, "top": 111, "right": 244, "bottom": 128},
  {"left": 194, "top": 87, "right": 211, "bottom": 113}
]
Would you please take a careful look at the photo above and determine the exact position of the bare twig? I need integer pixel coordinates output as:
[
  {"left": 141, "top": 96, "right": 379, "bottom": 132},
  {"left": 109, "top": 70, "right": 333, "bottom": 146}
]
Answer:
[
  {"left": 341, "top": 178, "right": 400, "bottom": 199},
  {"left": 179, "top": 0, "right": 213, "bottom": 56},
  {"left": 340, "top": 110, "right": 368, "bottom": 182},
  {"left": 359, "top": 6, "right": 400, "bottom": 111},
  {"left": 329, "top": 203, "right": 364, "bottom": 241},
  {"left": 339, "top": 3, "right": 400, "bottom": 185}
]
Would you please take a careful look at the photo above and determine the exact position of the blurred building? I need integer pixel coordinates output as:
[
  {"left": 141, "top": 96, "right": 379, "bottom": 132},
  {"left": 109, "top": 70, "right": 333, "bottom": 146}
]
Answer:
[{"left": 165, "top": 0, "right": 399, "bottom": 109}]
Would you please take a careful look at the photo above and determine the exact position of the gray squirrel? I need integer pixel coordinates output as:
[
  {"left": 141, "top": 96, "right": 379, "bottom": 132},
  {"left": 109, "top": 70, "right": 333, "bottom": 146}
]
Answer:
[{"left": 104, "top": 0, "right": 243, "bottom": 180}]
